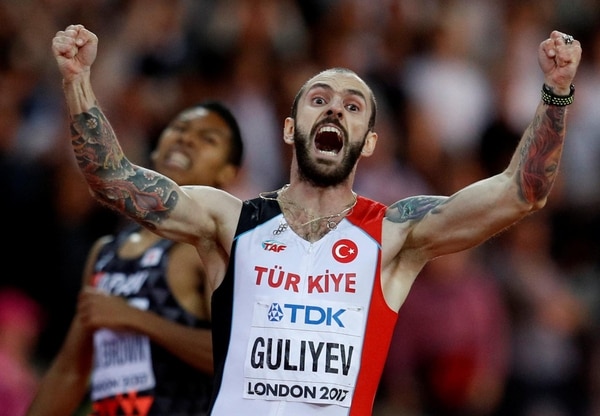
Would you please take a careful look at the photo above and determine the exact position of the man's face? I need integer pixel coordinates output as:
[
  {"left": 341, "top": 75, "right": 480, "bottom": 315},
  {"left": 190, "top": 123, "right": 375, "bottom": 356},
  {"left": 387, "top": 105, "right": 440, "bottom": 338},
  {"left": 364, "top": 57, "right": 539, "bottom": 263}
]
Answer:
[
  {"left": 152, "top": 108, "right": 235, "bottom": 187},
  {"left": 292, "top": 71, "right": 374, "bottom": 187}
]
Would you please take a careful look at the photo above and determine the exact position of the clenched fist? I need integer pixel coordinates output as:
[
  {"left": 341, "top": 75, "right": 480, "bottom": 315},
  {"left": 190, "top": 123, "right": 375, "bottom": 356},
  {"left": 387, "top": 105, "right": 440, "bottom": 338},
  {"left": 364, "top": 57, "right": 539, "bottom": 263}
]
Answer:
[{"left": 52, "top": 24, "right": 98, "bottom": 83}]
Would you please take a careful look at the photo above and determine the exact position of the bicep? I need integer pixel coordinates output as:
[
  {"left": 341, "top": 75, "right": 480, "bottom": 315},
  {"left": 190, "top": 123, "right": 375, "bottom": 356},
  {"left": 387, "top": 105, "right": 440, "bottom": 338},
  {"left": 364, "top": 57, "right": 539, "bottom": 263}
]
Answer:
[
  {"left": 159, "top": 186, "right": 242, "bottom": 253},
  {"left": 394, "top": 174, "right": 531, "bottom": 259}
]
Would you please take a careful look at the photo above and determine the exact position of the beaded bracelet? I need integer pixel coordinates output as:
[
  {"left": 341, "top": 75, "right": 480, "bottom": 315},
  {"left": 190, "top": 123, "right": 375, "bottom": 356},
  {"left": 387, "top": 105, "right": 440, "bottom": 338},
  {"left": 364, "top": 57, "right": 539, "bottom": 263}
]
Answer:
[{"left": 541, "top": 83, "right": 575, "bottom": 106}]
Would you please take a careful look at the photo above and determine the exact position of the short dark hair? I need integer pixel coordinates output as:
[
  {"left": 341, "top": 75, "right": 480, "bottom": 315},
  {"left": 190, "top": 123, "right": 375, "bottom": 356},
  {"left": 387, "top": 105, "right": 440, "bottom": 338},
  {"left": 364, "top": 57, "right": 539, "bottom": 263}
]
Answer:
[
  {"left": 290, "top": 68, "right": 377, "bottom": 131},
  {"left": 194, "top": 100, "right": 244, "bottom": 167}
]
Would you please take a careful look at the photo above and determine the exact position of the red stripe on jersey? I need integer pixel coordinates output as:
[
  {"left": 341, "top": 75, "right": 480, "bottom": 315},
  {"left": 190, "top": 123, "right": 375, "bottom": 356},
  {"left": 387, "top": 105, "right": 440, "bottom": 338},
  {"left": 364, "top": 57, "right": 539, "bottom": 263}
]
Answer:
[{"left": 346, "top": 196, "right": 399, "bottom": 415}]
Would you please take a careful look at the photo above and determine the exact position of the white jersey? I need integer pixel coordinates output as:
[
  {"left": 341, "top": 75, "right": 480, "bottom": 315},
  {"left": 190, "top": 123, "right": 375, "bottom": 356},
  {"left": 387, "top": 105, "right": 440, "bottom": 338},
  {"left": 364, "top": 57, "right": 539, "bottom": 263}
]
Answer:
[{"left": 209, "top": 196, "right": 398, "bottom": 416}]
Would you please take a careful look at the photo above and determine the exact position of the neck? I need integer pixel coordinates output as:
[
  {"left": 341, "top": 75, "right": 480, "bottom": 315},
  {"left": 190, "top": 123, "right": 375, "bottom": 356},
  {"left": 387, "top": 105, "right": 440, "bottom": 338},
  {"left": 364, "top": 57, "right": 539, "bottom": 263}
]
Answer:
[
  {"left": 267, "top": 184, "right": 357, "bottom": 241},
  {"left": 283, "top": 180, "right": 355, "bottom": 208}
]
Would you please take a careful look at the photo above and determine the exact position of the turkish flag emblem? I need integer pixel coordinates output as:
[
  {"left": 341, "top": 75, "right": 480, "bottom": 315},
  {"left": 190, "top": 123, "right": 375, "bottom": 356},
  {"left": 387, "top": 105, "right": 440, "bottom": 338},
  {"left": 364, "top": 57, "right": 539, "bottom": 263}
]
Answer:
[{"left": 332, "top": 239, "right": 358, "bottom": 263}]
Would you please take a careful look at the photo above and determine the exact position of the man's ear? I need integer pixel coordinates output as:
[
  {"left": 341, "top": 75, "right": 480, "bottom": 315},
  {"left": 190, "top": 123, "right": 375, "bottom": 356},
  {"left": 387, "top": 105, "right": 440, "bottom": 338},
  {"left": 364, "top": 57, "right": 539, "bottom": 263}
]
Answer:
[
  {"left": 360, "top": 131, "right": 378, "bottom": 157},
  {"left": 283, "top": 117, "right": 295, "bottom": 144}
]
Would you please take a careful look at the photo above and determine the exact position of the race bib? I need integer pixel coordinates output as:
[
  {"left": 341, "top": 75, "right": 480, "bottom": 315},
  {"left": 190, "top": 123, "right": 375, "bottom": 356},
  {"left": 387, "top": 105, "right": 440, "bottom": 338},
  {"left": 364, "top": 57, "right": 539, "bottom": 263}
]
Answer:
[
  {"left": 243, "top": 297, "right": 365, "bottom": 407},
  {"left": 91, "top": 298, "right": 155, "bottom": 400}
]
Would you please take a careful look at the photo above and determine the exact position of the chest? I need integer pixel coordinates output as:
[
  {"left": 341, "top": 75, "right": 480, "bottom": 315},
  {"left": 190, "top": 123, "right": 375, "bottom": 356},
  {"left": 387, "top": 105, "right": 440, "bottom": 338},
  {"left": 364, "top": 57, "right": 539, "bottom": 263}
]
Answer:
[{"left": 235, "top": 214, "right": 380, "bottom": 304}]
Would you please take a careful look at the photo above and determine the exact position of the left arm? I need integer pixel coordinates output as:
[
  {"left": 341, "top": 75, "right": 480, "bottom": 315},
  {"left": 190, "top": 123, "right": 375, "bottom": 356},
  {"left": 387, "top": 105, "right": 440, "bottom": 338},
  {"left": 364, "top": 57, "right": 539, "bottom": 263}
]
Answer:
[{"left": 393, "top": 30, "right": 581, "bottom": 261}]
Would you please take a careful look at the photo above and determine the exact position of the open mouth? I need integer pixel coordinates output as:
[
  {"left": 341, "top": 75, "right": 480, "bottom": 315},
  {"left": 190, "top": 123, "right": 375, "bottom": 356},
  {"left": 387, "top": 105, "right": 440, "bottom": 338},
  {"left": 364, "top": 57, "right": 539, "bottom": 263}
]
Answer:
[
  {"left": 315, "top": 126, "right": 343, "bottom": 155},
  {"left": 164, "top": 150, "right": 191, "bottom": 169}
]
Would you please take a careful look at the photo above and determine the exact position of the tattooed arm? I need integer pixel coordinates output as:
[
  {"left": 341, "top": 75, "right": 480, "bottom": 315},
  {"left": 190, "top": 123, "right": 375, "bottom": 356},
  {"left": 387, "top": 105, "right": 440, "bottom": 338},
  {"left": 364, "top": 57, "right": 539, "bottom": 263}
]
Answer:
[
  {"left": 52, "top": 25, "right": 241, "bottom": 249},
  {"left": 383, "top": 31, "right": 581, "bottom": 266}
]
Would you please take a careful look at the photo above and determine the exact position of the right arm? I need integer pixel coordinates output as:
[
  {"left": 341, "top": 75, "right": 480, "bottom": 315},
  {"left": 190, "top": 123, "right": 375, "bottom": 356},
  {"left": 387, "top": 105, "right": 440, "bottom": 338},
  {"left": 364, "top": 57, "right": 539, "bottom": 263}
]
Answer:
[{"left": 52, "top": 25, "right": 241, "bottom": 252}]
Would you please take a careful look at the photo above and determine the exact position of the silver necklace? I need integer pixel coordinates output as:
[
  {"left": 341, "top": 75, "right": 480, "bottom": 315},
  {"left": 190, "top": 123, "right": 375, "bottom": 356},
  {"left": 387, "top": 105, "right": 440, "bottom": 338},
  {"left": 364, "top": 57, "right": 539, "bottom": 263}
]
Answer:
[{"left": 259, "top": 185, "right": 358, "bottom": 235}]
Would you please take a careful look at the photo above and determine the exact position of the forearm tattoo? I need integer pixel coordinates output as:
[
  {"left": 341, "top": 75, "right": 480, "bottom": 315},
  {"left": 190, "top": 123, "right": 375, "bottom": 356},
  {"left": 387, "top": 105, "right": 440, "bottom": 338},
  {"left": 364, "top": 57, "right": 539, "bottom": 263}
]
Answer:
[
  {"left": 70, "top": 107, "right": 176, "bottom": 227},
  {"left": 519, "top": 105, "right": 566, "bottom": 203},
  {"left": 386, "top": 196, "right": 448, "bottom": 223}
]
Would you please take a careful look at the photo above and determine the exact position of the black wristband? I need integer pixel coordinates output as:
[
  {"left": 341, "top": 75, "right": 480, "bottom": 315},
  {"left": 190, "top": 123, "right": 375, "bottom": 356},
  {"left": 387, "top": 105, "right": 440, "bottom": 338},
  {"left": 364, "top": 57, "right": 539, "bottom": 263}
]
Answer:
[{"left": 541, "top": 83, "right": 575, "bottom": 106}]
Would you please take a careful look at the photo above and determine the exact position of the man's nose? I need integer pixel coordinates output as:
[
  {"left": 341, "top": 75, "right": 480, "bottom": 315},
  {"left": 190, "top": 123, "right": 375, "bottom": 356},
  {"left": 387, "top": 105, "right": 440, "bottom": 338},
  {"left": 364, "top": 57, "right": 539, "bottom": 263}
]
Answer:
[
  {"left": 326, "top": 98, "right": 343, "bottom": 119},
  {"left": 177, "top": 131, "right": 193, "bottom": 145}
]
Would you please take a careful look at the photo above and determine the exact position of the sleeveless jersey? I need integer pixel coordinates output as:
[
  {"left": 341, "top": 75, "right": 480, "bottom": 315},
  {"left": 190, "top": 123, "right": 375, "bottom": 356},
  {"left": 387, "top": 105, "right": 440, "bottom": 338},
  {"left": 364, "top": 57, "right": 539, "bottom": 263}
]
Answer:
[
  {"left": 210, "top": 195, "right": 398, "bottom": 415},
  {"left": 89, "top": 225, "right": 212, "bottom": 416}
]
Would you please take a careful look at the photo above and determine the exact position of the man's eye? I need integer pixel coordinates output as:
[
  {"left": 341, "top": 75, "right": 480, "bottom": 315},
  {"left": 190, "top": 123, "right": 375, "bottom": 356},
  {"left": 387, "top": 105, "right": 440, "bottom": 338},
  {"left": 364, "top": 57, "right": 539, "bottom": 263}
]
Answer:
[
  {"left": 199, "top": 134, "right": 219, "bottom": 145},
  {"left": 347, "top": 104, "right": 359, "bottom": 112},
  {"left": 314, "top": 97, "right": 325, "bottom": 105}
]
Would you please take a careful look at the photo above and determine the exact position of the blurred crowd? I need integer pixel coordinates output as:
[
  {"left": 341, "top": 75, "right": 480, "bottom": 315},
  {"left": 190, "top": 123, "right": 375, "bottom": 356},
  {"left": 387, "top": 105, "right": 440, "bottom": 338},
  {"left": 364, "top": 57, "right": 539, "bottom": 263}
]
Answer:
[{"left": 1, "top": 0, "right": 600, "bottom": 415}]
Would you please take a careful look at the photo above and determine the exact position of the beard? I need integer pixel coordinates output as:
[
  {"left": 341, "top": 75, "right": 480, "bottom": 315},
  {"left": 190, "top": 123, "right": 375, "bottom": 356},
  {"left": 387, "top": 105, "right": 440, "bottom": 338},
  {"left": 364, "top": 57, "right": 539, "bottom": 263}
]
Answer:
[{"left": 293, "top": 122, "right": 365, "bottom": 188}]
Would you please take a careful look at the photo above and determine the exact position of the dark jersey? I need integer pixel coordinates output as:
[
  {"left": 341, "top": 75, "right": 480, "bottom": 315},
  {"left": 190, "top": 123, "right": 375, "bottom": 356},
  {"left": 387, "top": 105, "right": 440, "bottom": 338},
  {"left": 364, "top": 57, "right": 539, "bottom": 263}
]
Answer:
[{"left": 89, "top": 225, "right": 212, "bottom": 416}]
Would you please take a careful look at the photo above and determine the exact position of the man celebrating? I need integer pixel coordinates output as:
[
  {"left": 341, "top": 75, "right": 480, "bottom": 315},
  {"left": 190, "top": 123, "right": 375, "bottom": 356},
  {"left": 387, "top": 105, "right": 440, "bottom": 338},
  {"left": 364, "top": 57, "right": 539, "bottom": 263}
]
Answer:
[{"left": 50, "top": 24, "right": 580, "bottom": 415}]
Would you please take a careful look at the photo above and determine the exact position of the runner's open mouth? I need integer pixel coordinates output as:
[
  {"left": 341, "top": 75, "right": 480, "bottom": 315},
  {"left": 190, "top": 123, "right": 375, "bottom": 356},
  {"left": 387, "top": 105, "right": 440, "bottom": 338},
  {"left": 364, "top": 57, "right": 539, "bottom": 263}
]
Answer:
[{"left": 315, "top": 126, "right": 343, "bottom": 154}]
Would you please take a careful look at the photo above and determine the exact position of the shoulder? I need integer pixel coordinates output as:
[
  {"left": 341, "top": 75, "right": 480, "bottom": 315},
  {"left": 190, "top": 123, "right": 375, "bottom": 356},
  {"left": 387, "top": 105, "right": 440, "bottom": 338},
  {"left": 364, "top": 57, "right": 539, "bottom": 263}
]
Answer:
[
  {"left": 183, "top": 185, "right": 242, "bottom": 202},
  {"left": 89, "top": 234, "right": 116, "bottom": 257},
  {"left": 160, "top": 185, "right": 243, "bottom": 247},
  {"left": 80, "top": 234, "right": 115, "bottom": 286},
  {"left": 182, "top": 185, "right": 244, "bottom": 220}
]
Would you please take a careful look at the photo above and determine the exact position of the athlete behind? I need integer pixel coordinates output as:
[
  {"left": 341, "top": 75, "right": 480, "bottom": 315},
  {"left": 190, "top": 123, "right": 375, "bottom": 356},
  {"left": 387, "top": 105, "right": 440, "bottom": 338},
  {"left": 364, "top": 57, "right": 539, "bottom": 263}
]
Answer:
[
  {"left": 26, "top": 101, "right": 244, "bottom": 416},
  {"left": 50, "top": 24, "right": 580, "bottom": 416}
]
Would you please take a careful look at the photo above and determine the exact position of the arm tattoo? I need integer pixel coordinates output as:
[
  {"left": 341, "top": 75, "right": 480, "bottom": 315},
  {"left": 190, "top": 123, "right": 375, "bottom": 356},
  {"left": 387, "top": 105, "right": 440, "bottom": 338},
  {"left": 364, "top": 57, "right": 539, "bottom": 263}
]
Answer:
[
  {"left": 386, "top": 196, "right": 448, "bottom": 223},
  {"left": 70, "top": 107, "right": 177, "bottom": 227},
  {"left": 519, "top": 105, "right": 566, "bottom": 203}
]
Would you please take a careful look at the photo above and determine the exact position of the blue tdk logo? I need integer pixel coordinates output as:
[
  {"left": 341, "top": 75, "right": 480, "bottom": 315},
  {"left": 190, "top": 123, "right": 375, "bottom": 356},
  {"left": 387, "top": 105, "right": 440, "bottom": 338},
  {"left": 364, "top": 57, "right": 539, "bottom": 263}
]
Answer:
[
  {"left": 267, "top": 303, "right": 284, "bottom": 322},
  {"left": 267, "top": 302, "right": 346, "bottom": 327}
]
